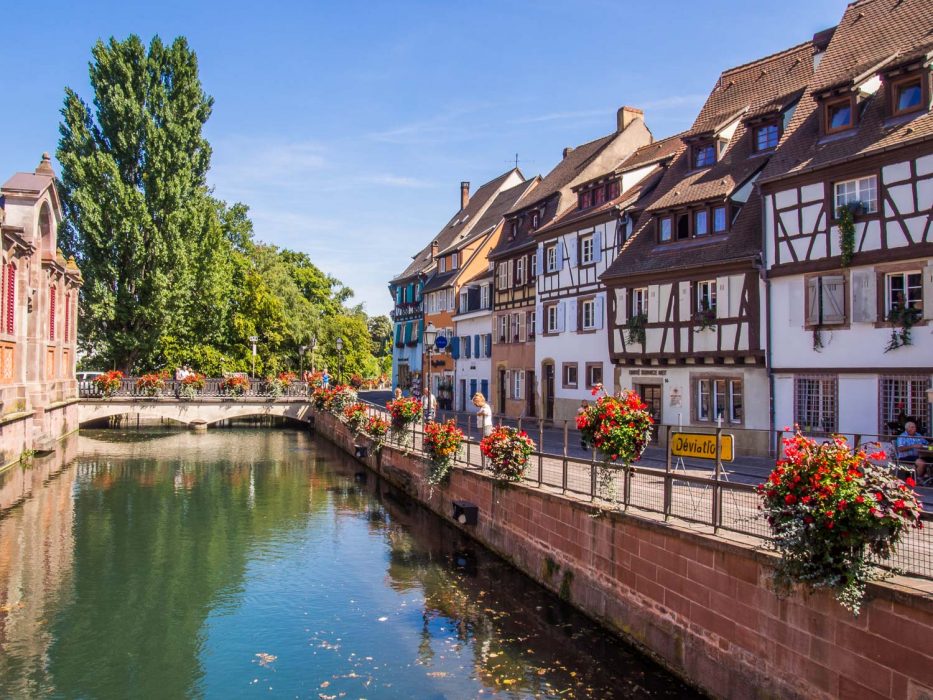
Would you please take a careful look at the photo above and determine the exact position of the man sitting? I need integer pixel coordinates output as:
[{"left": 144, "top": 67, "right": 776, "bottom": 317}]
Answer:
[{"left": 896, "top": 421, "right": 929, "bottom": 485}]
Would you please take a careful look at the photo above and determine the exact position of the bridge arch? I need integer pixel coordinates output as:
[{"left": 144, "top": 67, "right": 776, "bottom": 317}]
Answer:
[{"left": 78, "top": 399, "right": 314, "bottom": 429}]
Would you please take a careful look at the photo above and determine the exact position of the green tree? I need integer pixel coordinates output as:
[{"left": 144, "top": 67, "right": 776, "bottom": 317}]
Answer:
[{"left": 57, "top": 35, "right": 215, "bottom": 371}]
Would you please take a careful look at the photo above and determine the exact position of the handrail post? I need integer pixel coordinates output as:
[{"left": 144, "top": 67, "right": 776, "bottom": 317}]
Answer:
[
  {"left": 537, "top": 419, "right": 544, "bottom": 486},
  {"left": 664, "top": 424, "right": 673, "bottom": 520},
  {"left": 465, "top": 410, "right": 472, "bottom": 468},
  {"left": 590, "top": 447, "right": 597, "bottom": 501},
  {"left": 562, "top": 420, "right": 569, "bottom": 494},
  {"left": 713, "top": 426, "right": 722, "bottom": 533}
]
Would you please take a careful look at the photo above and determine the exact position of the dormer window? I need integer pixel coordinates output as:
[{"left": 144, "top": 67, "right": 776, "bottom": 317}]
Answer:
[
  {"left": 608, "top": 181, "right": 620, "bottom": 200},
  {"left": 754, "top": 123, "right": 780, "bottom": 152},
  {"left": 510, "top": 220, "right": 518, "bottom": 238},
  {"left": 659, "top": 216, "right": 672, "bottom": 242},
  {"left": 891, "top": 74, "right": 924, "bottom": 117},
  {"left": 824, "top": 96, "right": 855, "bottom": 134},
  {"left": 531, "top": 211, "right": 540, "bottom": 229},
  {"left": 693, "top": 143, "right": 716, "bottom": 169},
  {"left": 451, "top": 252, "right": 458, "bottom": 270},
  {"left": 578, "top": 190, "right": 593, "bottom": 209},
  {"left": 439, "top": 257, "right": 447, "bottom": 273}
]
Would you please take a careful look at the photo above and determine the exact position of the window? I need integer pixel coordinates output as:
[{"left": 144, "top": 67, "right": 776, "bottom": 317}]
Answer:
[
  {"left": 696, "top": 280, "right": 717, "bottom": 314},
  {"left": 49, "top": 285, "right": 56, "bottom": 341},
  {"left": 755, "top": 123, "right": 780, "bottom": 151},
  {"left": 825, "top": 97, "right": 854, "bottom": 133},
  {"left": 546, "top": 304, "right": 559, "bottom": 333},
  {"left": 713, "top": 206, "right": 727, "bottom": 233},
  {"left": 834, "top": 176, "right": 878, "bottom": 214},
  {"left": 677, "top": 214, "right": 689, "bottom": 240},
  {"left": 447, "top": 288, "right": 455, "bottom": 310},
  {"left": 892, "top": 76, "right": 923, "bottom": 116},
  {"left": 695, "top": 210, "right": 708, "bottom": 236},
  {"left": 451, "top": 252, "right": 458, "bottom": 270},
  {"left": 885, "top": 271, "right": 923, "bottom": 316},
  {"left": 459, "top": 291, "right": 468, "bottom": 313},
  {"left": 546, "top": 245, "right": 558, "bottom": 273},
  {"left": 440, "top": 257, "right": 447, "bottom": 273},
  {"left": 879, "top": 377, "right": 930, "bottom": 434},
  {"left": 693, "top": 144, "right": 715, "bottom": 168},
  {"left": 562, "top": 363, "right": 578, "bottom": 389},
  {"left": 530, "top": 254, "right": 537, "bottom": 280},
  {"left": 696, "top": 378, "right": 743, "bottom": 423},
  {"left": 585, "top": 362, "right": 603, "bottom": 389},
  {"left": 659, "top": 217, "right": 672, "bottom": 242},
  {"left": 578, "top": 191, "right": 593, "bottom": 209},
  {"left": 3, "top": 264, "right": 14, "bottom": 336},
  {"left": 608, "top": 181, "right": 620, "bottom": 200},
  {"left": 632, "top": 287, "right": 648, "bottom": 317},
  {"left": 593, "top": 186, "right": 606, "bottom": 206},
  {"left": 513, "top": 370, "right": 524, "bottom": 400},
  {"left": 794, "top": 376, "right": 838, "bottom": 433},
  {"left": 527, "top": 310, "right": 535, "bottom": 338},
  {"left": 516, "top": 257, "right": 526, "bottom": 285},
  {"left": 512, "top": 312, "right": 522, "bottom": 342},
  {"left": 480, "top": 284, "right": 490, "bottom": 309},
  {"left": 806, "top": 275, "right": 846, "bottom": 325},
  {"left": 498, "top": 315, "right": 508, "bottom": 343},
  {"left": 531, "top": 212, "right": 540, "bottom": 229},
  {"left": 580, "top": 235, "right": 594, "bottom": 265},
  {"left": 510, "top": 220, "right": 519, "bottom": 238},
  {"left": 581, "top": 299, "right": 595, "bottom": 330},
  {"left": 497, "top": 262, "right": 510, "bottom": 289}
]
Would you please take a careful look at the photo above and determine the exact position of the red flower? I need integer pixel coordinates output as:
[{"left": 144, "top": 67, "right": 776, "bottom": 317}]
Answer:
[{"left": 785, "top": 494, "right": 796, "bottom": 505}]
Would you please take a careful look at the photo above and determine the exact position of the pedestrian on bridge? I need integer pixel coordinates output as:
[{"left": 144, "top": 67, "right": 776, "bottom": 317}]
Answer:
[{"left": 422, "top": 388, "right": 437, "bottom": 423}]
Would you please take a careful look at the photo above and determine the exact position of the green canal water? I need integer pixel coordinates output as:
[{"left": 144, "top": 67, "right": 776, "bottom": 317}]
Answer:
[{"left": 0, "top": 427, "right": 701, "bottom": 699}]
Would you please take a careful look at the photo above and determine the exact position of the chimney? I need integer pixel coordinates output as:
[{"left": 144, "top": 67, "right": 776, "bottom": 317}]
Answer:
[
  {"left": 617, "top": 106, "right": 644, "bottom": 133},
  {"left": 35, "top": 152, "right": 54, "bottom": 176},
  {"left": 460, "top": 181, "right": 470, "bottom": 210},
  {"left": 431, "top": 240, "right": 439, "bottom": 260},
  {"left": 562, "top": 146, "right": 574, "bottom": 158}
]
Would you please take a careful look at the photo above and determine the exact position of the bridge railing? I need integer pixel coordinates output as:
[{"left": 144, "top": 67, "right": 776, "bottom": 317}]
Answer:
[{"left": 79, "top": 377, "right": 312, "bottom": 399}]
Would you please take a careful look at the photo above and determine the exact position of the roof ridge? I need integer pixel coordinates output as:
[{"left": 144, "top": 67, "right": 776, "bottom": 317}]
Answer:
[{"left": 719, "top": 39, "right": 814, "bottom": 78}]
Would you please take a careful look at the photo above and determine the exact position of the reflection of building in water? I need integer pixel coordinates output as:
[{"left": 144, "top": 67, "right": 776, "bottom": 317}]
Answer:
[
  {"left": 0, "top": 436, "right": 79, "bottom": 695},
  {"left": 0, "top": 155, "right": 82, "bottom": 468}
]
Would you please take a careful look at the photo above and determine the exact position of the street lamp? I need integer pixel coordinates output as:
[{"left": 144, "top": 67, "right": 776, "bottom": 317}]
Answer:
[
  {"left": 249, "top": 335, "right": 259, "bottom": 378},
  {"left": 308, "top": 336, "right": 317, "bottom": 373},
  {"left": 299, "top": 344, "right": 307, "bottom": 378},
  {"left": 423, "top": 322, "right": 437, "bottom": 397},
  {"left": 335, "top": 336, "right": 345, "bottom": 385}
]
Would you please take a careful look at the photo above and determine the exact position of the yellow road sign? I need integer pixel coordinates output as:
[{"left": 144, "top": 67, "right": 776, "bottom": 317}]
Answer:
[{"left": 670, "top": 432, "right": 734, "bottom": 462}]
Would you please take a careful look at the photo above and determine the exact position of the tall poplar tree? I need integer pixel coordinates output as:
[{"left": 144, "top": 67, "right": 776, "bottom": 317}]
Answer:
[{"left": 57, "top": 35, "right": 214, "bottom": 371}]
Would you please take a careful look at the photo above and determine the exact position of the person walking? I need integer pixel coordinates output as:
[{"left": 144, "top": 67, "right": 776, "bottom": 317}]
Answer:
[
  {"left": 393, "top": 387, "right": 403, "bottom": 401},
  {"left": 578, "top": 399, "right": 590, "bottom": 451},
  {"left": 322, "top": 368, "right": 330, "bottom": 389},
  {"left": 422, "top": 387, "right": 437, "bottom": 423},
  {"left": 472, "top": 392, "right": 493, "bottom": 437}
]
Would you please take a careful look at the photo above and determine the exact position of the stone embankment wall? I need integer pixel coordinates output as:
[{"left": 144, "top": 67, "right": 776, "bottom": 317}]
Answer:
[
  {"left": 0, "top": 401, "right": 78, "bottom": 471},
  {"left": 313, "top": 410, "right": 933, "bottom": 700}
]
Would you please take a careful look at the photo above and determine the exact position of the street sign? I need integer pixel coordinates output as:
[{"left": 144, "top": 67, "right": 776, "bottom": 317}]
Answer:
[
  {"left": 670, "top": 431, "right": 734, "bottom": 462},
  {"left": 434, "top": 335, "right": 448, "bottom": 351}
]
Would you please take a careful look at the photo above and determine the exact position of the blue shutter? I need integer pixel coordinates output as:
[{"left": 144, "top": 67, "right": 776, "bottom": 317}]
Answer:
[
  {"left": 395, "top": 323, "right": 403, "bottom": 345},
  {"left": 485, "top": 333, "right": 492, "bottom": 357},
  {"left": 480, "top": 379, "right": 489, "bottom": 401},
  {"left": 407, "top": 282, "right": 414, "bottom": 302},
  {"left": 451, "top": 336, "right": 460, "bottom": 360},
  {"left": 556, "top": 245, "right": 564, "bottom": 271},
  {"left": 474, "top": 335, "right": 480, "bottom": 357},
  {"left": 470, "top": 379, "right": 477, "bottom": 398},
  {"left": 463, "top": 335, "right": 471, "bottom": 358},
  {"left": 593, "top": 231, "right": 603, "bottom": 263}
]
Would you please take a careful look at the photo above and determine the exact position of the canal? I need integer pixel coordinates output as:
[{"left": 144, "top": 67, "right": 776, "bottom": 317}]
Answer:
[{"left": 0, "top": 427, "right": 701, "bottom": 699}]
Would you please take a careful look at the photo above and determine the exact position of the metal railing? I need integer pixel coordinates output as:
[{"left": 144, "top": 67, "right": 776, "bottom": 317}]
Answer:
[
  {"left": 79, "top": 377, "right": 312, "bottom": 399},
  {"left": 344, "top": 399, "right": 933, "bottom": 581}
]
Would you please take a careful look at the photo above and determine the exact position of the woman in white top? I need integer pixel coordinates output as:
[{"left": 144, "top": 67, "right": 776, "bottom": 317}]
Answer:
[{"left": 472, "top": 392, "right": 493, "bottom": 437}]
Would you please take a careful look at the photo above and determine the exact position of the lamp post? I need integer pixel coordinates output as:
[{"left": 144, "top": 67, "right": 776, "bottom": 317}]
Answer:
[
  {"left": 423, "top": 322, "right": 437, "bottom": 398},
  {"left": 335, "top": 337, "right": 344, "bottom": 385},
  {"left": 249, "top": 335, "right": 259, "bottom": 378},
  {"left": 299, "top": 344, "right": 307, "bottom": 378},
  {"left": 308, "top": 336, "right": 317, "bottom": 374}
]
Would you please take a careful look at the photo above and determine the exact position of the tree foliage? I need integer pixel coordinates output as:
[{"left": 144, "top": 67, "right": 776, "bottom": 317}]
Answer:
[{"left": 59, "top": 35, "right": 386, "bottom": 380}]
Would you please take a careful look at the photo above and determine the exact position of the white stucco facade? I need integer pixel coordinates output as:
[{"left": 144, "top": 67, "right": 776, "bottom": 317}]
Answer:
[{"left": 452, "top": 310, "right": 492, "bottom": 412}]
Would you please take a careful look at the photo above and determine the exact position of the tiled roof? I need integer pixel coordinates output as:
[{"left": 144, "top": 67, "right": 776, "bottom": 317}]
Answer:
[
  {"left": 615, "top": 132, "right": 686, "bottom": 174},
  {"left": 647, "top": 41, "right": 817, "bottom": 212},
  {"left": 422, "top": 269, "right": 457, "bottom": 293},
  {"left": 761, "top": 0, "right": 933, "bottom": 183},
  {"left": 391, "top": 168, "right": 521, "bottom": 283},
  {"left": 438, "top": 178, "right": 537, "bottom": 255},
  {"left": 1, "top": 172, "right": 53, "bottom": 194}
]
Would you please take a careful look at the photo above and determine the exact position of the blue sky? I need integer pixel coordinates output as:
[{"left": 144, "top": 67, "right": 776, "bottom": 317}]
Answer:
[{"left": 1, "top": 0, "right": 845, "bottom": 316}]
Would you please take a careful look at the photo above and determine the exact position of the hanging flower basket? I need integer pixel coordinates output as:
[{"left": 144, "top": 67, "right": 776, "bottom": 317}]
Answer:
[
  {"left": 480, "top": 426, "right": 535, "bottom": 483},
  {"left": 342, "top": 402, "right": 369, "bottom": 434},
  {"left": 220, "top": 375, "right": 250, "bottom": 396},
  {"left": 386, "top": 397, "right": 423, "bottom": 441},
  {"left": 136, "top": 371, "right": 167, "bottom": 397},
  {"left": 424, "top": 419, "right": 464, "bottom": 485},
  {"left": 326, "top": 385, "right": 358, "bottom": 416},
  {"left": 179, "top": 372, "right": 205, "bottom": 399},
  {"left": 364, "top": 415, "right": 390, "bottom": 441},
  {"left": 94, "top": 370, "right": 124, "bottom": 397},
  {"left": 758, "top": 430, "right": 923, "bottom": 615}
]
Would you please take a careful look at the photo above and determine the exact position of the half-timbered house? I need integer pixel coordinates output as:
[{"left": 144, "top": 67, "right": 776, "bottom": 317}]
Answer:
[
  {"left": 532, "top": 134, "right": 681, "bottom": 421},
  {"left": 759, "top": 0, "right": 933, "bottom": 440},
  {"left": 490, "top": 107, "right": 653, "bottom": 418},
  {"left": 452, "top": 268, "right": 493, "bottom": 412},
  {"left": 603, "top": 38, "right": 821, "bottom": 452}
]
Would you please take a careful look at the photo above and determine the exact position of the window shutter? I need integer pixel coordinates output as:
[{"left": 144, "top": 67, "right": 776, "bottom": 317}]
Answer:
[
  {"left": 821, "top": 275, "right": 846, "bottom": 325},
  {"left": 6, "top": 265, "right": 14, "bottom": 335},
  {"left": 473, "top": 334, "right": 480, "bottom": 357},
  {"left": 566, "top": 299, "right": 578, "bottom": 332},
  {"left": 407, "top": 282, "right": 414, "bottom": 302},
  {"left": 555, "top": 244, "right": 564, "bottom": 271},
  {"left": 556, "top": 302, "right": 566, "bottom": 332},
  {"left": 507, "top": 260, "right": 514, "bottom": 288},
  {"left": 593, "top": 230, "right": 603, "bottom": 263},
  {"left": 716, "top": 277, "right": 730, "bottom": 319},
  {"left": 806, "top": 277, "right": 820, "bottom": 325},
  {"left": 923, "top": 264, "right": 933, "bottom": 321},
  {"left": 485, "top": 333, "right": 492, "bottom": 357},
  {"left": 451, "top": 336, "right": 460, "bottom": 360},
  {"left": 594, "top": 296, "right": 604, "bottom": 329},
  {"left": 615, "top": 288, "right": 628, "bottom": 324},
  {"left": 492, "top": 316, "right": 499, "bottom": 344},
  {"left": 851, "top": 270, "right": 878, "bottom": 323},
  {"left": 49, "top": 286, "right": 56, "bottom": 341},
  {"left": 565, "top": 237, "right": 577, "bottom": 269},
  {"left": 536, "top": 244, "right": 544, "bottom": 275},
  {"left": 519, "top": 315, "right": 527, "bottom": 342}
]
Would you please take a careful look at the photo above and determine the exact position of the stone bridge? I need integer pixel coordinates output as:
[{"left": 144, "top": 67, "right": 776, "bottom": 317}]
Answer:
[{"left": 78, "top": 397, "right": 314, "bottom": 428}]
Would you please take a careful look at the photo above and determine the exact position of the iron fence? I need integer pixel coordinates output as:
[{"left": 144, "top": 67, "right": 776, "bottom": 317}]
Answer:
[{"left": 79, "top": 377, "right": 312, "bottom": 399}]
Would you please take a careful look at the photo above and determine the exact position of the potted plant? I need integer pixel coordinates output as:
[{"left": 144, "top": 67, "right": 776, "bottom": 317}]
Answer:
[
  {"left": 326, "top": 385, "right": 358, "bottom": 416},
  {"left": 179, "top": 372, "right": 205, "bottom": 399},
  {"left": 220, "top": 375, "right": 250, "bottom": 396},
  {"left": 758, "top": 430, "right": 923, "bottom": 614},
  {"left": 94, "top": 370, "right": 124, "bottom": 398},
  {"left": 135, "top": 371, "right": 167, "bottom": 397},
  {"left": 386, "top": 396, "right": 423, "bottom": 444},
  {"left": 479, "top": 426, "right": 536, "bottom": 483},
  {"left": 342, "top": 402, "right": 369, "bottom": 434},
  {"left": 424, "top": 419, "right": 464, "bottom": 485}
]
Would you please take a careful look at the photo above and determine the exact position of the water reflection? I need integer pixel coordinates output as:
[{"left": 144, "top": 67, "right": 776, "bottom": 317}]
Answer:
[{"left": 0, "top": 429, "right": 698, "bottom": 699}]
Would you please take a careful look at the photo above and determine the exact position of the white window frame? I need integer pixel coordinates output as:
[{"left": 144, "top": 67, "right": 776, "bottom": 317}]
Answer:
[
  {"left": 659, "top": 217, "right": 672, "bottom": 242},
  {"left": 696, "top": 377, "right": 743, "bottom": 424},
  {"left": 497, "top": 262, "right": 509, "bottom": 290},
  {"left": 834, "top": 175, "right": 878, "bottom": 214},
  {"left": 451, "top": 252, "right": 458, "bottom": 270},
  {"left": 884, "top": 271, "right": 923, "bottom": 315},
  {"left": 530, "top": 253, "right": 537, "bottom": 279},
  {"left": 480, "top": 284, "right": 490, "bottom": 309},
  {"left": 546, "top": 245, "right": 558, "bottom": 273},
  {"left": 516, "top": 257, "right": 526, "bottom": 286},
  {"left": 581, "top": 299, "right": 596, "bottom": 330},
  {"left": 440, "top": 258, "right": 447, "bottom": 273},
  {"left": 498, "top": 315, "right": 508, "bottom": 342},
  {"left": 546, "top": 304, "right": 558, "bottom": 333},
  {"left": 632, "top": 287, "right": 648, "bottom": 317},
  {"left": 696, "top": 280, "right": 717, "bottom": 313},
  {"left": 580, "top": 235, "right": 594, "bottom": 265},
  {"left": 794, "top": 375, "right": 838, "bottom": 434},
  {"left": 586, "top": 363, "right": 602, "bottom": 389},
  {"left": 447, "top": 288, "right": 455, "bottom": 311},
  {"left": 513, "top": 369, "right": 524, "bottom": 399}
]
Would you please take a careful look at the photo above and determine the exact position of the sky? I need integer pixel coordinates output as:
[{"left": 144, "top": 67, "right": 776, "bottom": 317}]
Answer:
[{"left": 1, "top": 0, "right": 847, "bottom": 316}]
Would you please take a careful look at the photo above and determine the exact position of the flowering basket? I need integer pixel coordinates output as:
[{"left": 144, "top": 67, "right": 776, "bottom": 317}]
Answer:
[
  {"left": 135, "top": 372, "right": 167, "bottom": 397},
  {"left": 480, "top": 426, "right": 535, "bottom": 483},
  {"left": 220, "top": 375, "right": 250, "bottom": 396},
  {"left": 310, "top": 386, "right": 332, "bottom": 410},
  {"left": 758, "top": 430, "right": 923, "bottom": 614},
  {"left": 343, "top": 402, "right": 370, "bottom": 434},
  {"left": 386, "top": 397, "right": 423, "bottom": 432},
  {"left": 349, "top": 374, "right": 364, "bottom": 389},
  {"left": 305, "top": 370, "right": 325, "bottom": 388},
  {"left": 326, "top": 385, "right": 358, "bottom": 416},
  {"left": 94, "top": 370, "right": 124, "bottom": 397},
  {"left": 364, "top": 415, "right": 390, "bottom": 441},
  {"left": 179, "top": 372, "right": 205, "bottom": 398},
  {"left": 424, "top": 419, "right": 464, "bottom": 485}
]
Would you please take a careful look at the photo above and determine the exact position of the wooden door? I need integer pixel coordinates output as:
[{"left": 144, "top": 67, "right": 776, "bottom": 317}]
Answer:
[
  {"left": 544, "top": 363, "right": 555, "bottom": 420},
  {"left": 636, "top": 383, "right": 662, "bottom": 442}
]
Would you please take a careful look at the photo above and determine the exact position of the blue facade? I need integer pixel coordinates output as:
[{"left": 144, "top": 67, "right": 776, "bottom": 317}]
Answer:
[{"left": 389, "top": 279, "right": 424, "bottom": 395}]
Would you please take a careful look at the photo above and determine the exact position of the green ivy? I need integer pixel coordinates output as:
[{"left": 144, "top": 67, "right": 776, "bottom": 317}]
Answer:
[
  {"left": 884, "top": 305, "right": 921, "bottom": 353},
  {"left": 836, "top": 203, "right": 861, "bottom": 268},
  {"left": 625, "top": 313, "right": 647, "bottom": 346}
]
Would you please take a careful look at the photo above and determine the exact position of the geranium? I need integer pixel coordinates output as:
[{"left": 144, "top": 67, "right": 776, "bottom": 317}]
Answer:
[
  {"left": 576, "top": 385, "right": 653, "bottom": 501},
  {"left": 480, "top": 426, "right": 535, "bottom": 483},
  {"left": 342, "top": 402, "right": 369, "bottom": 434},
  {"left": 758, "top": 430, "right": 923, "bottom": 614},
  {"left": 93, "top": 370, "right": 124, "bottom": 397},
  {"left": 363, "top": 415, "right": 390, "bottom": 441},
  {"left": 424, "top": 419, "right": 464, "bottom": 484},
  {"left": 179, "top": 372, "right": 205, "bottom": 398},
  {"left": 386, "top": 396, "right": 422, "bottom": 430},
  {"left": 277, "top": 371, "right": 296, "bottom": 386},
  {"left": 135, "top": 371, "right": 167, "bottom": 397},
  {"left": 310, "top": 385, "right": 333, "bottom": 410},
  {"left": 220, "top": 375, "right": 250, "bottom": 396},
  {"left": 349, "top": 374, "right": 364, "bottom": 389},
  {"left": 325, "top": 385, "right": 358, "bottom": 416},
  {"left": 305, "top": 370, "right": 325, "bottom": 388}
]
